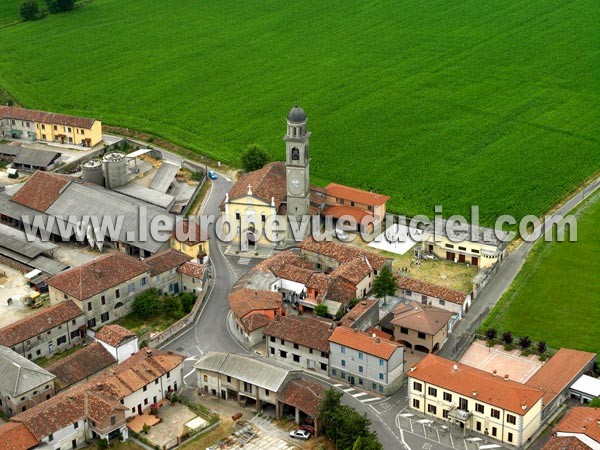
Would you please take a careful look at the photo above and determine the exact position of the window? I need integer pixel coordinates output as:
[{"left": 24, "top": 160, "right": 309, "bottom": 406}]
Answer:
[
  {"left": 235, "top": 212, "right": 241, "bottom": 220},
  {"left": 143, "top": 386, "right": 147, "bottom": 392},
  {"left": 261, "top": 214, "right": 266, "bottom": 223},
  {"left": 57, "top": 335, "right": 67, "bottom": 345},
  {"left": 506, "top": 414, "right": 516, "bottom": 425},
  {"left": 400, "top": 327, "right": 409, "bottom": 335},
  {"left": 443, "top": 409, "right": 449, "bottom": 418},
  {"left": 341, "top": 346, "right": 346, "bottom": 354},
  {"left": 428, "top": 387, "right": 437, "bottom": 397},
  {"left": 379, "top": 385, "right": 384, "bottom": 393},
  {"left": 73, "top": 421, "right": 79, "bottom": 429},
  {"left": 166, "top": 371, "right": 171, "bottom": 379},
  {"left": 445, "top": 243, "right": 454, "bottom": 249},
  {"left": 42, "top": 133, "right": 46, "bottom": 139},
  {"left": 359, "top": 378, "right": 363, "bottom": 386},
  {"left": 115, "top": 289, "right": 120, "bottom": 299},
  {"left": 280, "top": 350, "right": 287, "bottom": 358},
  {"left": 508, "top": 432, "right": 513, "bottom": 443},
  {"left": 341, "top": 360, "right": 346, "bottom": 367},
  {"left": 439, "top": 300, "right": 445, "bottom": 306},
  {"left": 475, "top": 403, "right": 484, "bottom": 413},
  {"left": 341, "top": 372, "right": 346, "bottom": 380},
  {"left": 88, "top": 318, "right": 96, "bottom": 328},
  {"left": 100, "top": 312, "right": 110, "bottom": 323},
  {"left": 144, "top": 398, "right": 148, "bottom": 405},
  {"left": 270, "top": 336, "right": 275, "bottom": 342},
  {"left": 292, "top": 354, "right": 300, "bottom": 363},
  {"left": 413, "top": 382, "right": 422, "bottom": 392},
  {"left": 427, "top": 404, "right": 437, "bottom": 415},
  {"left": 379, "top": 359, "right": 384, "bottom": 366},
  {"left": 36, "top": 349, "right": 41, "bottom": 355},
  {"left": 476, "top": 421, "right": 481, "bottom": 431},
  {"left": 49, "top": 434, "right": 54, "bottom": 442},
  {"left": 359, "top": 365, "right": 363, "bottom": 373},
  {"left": 53, "top": 125, "right": 57, "bottom": 131},
  {"left": 63, "top": 293, "right": 68, "bottom": 300},
  {"left": 472, "top": 249, "right": 480, "bottom": 254},
  {"left": 280, "top": 339, "right": 285, "bottom": 345},
  {"left": 42, "top": 124, "right": 45, "bottom": 130},
  {"left": 379, "top": 373, "right": 384, "bottom": 380},
  {"left": 226, "top": 376, "right": 231, "bottom": 383},
  {"left": 418, "top": 332, "right": 426, "bottom": 339},
  {"left": 128, "top": 283, "right": 135, "bottom": 293},
  {"left": 332, "top": 369, "right": 337, "bottom": 376},
  {"left": 320, "top": 362, "right": 327, "bottom": 371},
  {"left": 87, "top": 302, "right": 92, "bottom": 311},
  {"left": 155, "top": 379, "right": 159, "bottom": 384},
  {"left": 443, "top": 392, "right": 452, "bottom": 402},
  {"left": 459, "top": 398, "right": 468, "bottom": 410},
  {"left": 264, "top": 390, "right": 269, "bottom": 397},
  {"left": 358, "top": 352, "right": 364, "bottom": 360},
  {"left": 293, "top": 343, "right": 299, "bottom": 349},
  {"left": 203, "top": 375, "right": 208, "bottom": 382},
  {"left": 421, "top": 295, "right": 428, "bottom": 303},
  {"left": 491, "top": 408, "right": 500, "bottom": 419},
  {"left": 270, "top": 347, "right": 274, "bottom": 355},
  {"left": 141, "top": 277, "right": 147, "bottom": 286},
  {"left": 101, "top": 295, "right": 106, "bottom": 306},
  {"left": 321, "top": 351, "right": 327, "bottom": 358},
  {"left": 412, "top": 399, "right": 420, "bottom": 408},
  {"left": 491, "top": 427, "right": 497, "bottom": 437}
]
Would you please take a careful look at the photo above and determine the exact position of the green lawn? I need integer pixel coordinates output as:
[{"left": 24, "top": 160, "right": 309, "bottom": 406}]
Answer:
[
  {"left": 0, "top": 0, "right": 598, "bottom": 224},
  {"left": 483, "top": 191, "right": 600, "bottom": 354}
]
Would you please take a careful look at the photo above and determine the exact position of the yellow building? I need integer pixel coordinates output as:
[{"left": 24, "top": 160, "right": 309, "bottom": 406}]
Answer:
[
  {"left": 170, "top": 219, "right": 210, "bottom": 261},
  {"left": 408, "top": 354, "right": 544, "bottom": 447},
  {"left": 0, "top": 106, "right": 102, "bottom": 147}
]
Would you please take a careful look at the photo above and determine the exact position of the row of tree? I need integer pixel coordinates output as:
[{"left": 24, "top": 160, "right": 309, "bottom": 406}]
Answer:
[
  {"left": 19, "top": 0, "right": 75, "bottom": 22},
  {"left": 485, "top": 328, "right": 547, "bottom": 354},
  {"left": 318, "top": 389, "right": 383, "bottom": 450}
]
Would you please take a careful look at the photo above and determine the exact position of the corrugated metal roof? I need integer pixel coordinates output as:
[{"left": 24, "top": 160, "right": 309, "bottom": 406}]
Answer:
[
  {"left": 150, "top": 162, "right": 179, "bottom": 193},
  {"left": 13, "top": 148, "right": 61, "bottom": 168}
]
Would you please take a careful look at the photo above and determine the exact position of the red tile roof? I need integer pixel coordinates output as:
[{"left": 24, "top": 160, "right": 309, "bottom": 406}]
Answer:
[
  {"left": 330, "top": 256, "right": 372, "bottom": 285},
  {"left": 241, "top": 313, "right": 271, "bottom": 332},
  {"left": 325, "top": 183, "right": 390, "bottom": 206},
  {"left": 324, "top": 277, "right": 357, "bottom": 303},
  {"left": 525, "top": 348, "right": 596, "bottom": 406},
  {"left": 171, "top": 219, "right": 209, "bottom": 244},
  {"left": 397, "top": 276, "right": 468, "bottom": 305},
  {"left": 391, "top": 302, "right": 453, "bottom": 335},
  {"left": 329, "top": 326, "right": 402, "bottom": 360},
  {"left": 0, "top": 300, "right": 83, "bottom": 347},
  {"left": 177, "top": 261, "right": 206, "bottom": 279},
  {"left": 368, "top": 328, "right": 394, "bottom": 341},
  {"left": 339, "top": 299, "right": 378, "bottom": 328},
  {"left": 47, "top": 253, "right": 149, "bottom": 300},
  {"left": 0, "top": 422, "right": 38, "bottom": 450},
  {"left": 409, "top": 354, "right": 545, "bottom": 415},
  {"left": 322, "top": 205, "right": 371, "bottom": 223},
  {"left": 143, "top": 248, "right": 192, "bottom": 277},
  {"left": 95, "top": 324, "right": 136, "bottom": 347},
  {"left": 46, "top": 342, "right": 116, "bottom": 389},
  {"left": 228, "top": 288, "right": 282, "bottom": 320},
  {"left": 299, "top": 236, "right": 388, "bottom": 270},
  {"left": 265, "top": 316, "right": 334, "bottom": 353},
  {"left": 542, "top": 435, "right": 592, "bottom": 450},
  {"left": 10, "top": 171, "right": 70, "bottom": 212},
  {"left": 279, "top": 378, "right": 327, "bottom": 418},
  {"left": 551, "top": 407, "right": 600, "bottom": 447},
  {"left": 0, "top": 106, "right": 97, "bottom": 129}
]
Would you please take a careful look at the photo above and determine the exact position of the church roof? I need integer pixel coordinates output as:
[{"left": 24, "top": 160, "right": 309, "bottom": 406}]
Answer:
[{"left": 287, "top": 105, "right": 307, "bottom": 123}]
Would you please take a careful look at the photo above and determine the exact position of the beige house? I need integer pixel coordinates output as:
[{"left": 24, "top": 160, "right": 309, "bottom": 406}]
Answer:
[
  {"left": 0, "top": 300, "right": 86, "bottom": 360},
  {"left": 387, "top": 301, "right": 454, "bottom": 354},
  {"left": 408, "top": 354, "right": 544, "bottom": 447}
]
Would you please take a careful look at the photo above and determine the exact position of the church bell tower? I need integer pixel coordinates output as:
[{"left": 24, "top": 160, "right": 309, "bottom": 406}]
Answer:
[{"left": 284, "top": 105, "right": 311, "bottom": 221}]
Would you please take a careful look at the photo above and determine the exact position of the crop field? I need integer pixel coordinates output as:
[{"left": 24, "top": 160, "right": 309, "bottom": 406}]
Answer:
[
  {"left": 0, "top": 0, "right": 21, "bottom": 26},
  {"left": 0, "top": 0, "right": 598, "bottom": 224},
  {"left": 482, "top": 192, "right": 600, "bottom": 355}
]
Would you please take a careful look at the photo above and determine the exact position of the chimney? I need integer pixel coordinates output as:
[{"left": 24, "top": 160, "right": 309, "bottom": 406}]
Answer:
[
  {"left": 97, "top": 383, "right": 103, "bottom": 391},
  {"left": 504, "top": 374, "right": 509, "bottom": 381},
  {"left": 375, "top": 338, "right": 380, "bottom": 344},
  {"left": 146, "top": 349, "right": 153, "bottom": 357},
  {"left": 410, "top": 364, "right": 416, "bottom": 372},
  {"left": 472, "top": 390, "right": 477, "bottom": 397},
  {"left": 453, "top": 364, "right": 458, "bottom": 371},
  {"left": 362, "top": 301, "right": 367, "bottom": 306},
  {"left": 372, "top": 333, "right": 377, "bottom": 338},
  {"left": 521, "top": 402, "right": 528, "bottom": 410},
  {"left": 168, "top": 350, "right": 173, "bottom": 355},
  {"left": 492, "top": 370, "right": 497, "bottom": 376}
]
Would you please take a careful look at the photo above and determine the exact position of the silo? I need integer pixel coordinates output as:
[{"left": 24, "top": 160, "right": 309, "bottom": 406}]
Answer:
[
  {"left": 81, "top": 158, "right": 104, "bottom": 186},
  {"left": 102, "top": 151, "right": 128, "bottom": 189}
]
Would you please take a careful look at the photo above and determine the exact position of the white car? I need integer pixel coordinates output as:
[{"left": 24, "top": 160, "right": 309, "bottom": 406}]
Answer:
[{"left": 289, "top": 430, "right": 311, "bottom": 440}]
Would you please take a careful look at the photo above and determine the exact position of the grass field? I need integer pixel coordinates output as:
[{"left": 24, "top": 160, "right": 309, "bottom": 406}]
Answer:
[
  {"left": 0, "top": 0, "right": 598, "bottom": 224},
  {"left": 482, "top": 191, "right": 600, "bottom": 354}
]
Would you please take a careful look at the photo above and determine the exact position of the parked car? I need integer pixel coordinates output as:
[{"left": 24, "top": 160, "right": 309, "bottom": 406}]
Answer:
[
  {"left": 289, "top": 430, "right": 311, "bottom": 440},
  {"left": 300, "top": 425, "right": 315, "bottom": 435},
  {"left": 208, "top": 170, "right": 218, "bottom": 180}
]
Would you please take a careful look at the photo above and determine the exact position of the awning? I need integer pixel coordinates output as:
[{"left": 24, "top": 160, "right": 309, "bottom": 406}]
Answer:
[{"left": 448, "top": 409, "right": 472, "bottom": 422}]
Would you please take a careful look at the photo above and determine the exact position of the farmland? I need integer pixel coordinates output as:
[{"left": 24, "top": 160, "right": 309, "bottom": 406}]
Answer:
[
  {"left": 0, "top": 0, "right": 598, "bottom": 224},
  {"left": 482, "top": 192, "right": 600, "bottom": 355}
]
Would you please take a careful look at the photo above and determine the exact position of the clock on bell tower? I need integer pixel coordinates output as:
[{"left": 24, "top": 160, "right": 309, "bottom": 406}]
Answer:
[{"left": 284, "top": 105, "right": 311, "bottom": 220}]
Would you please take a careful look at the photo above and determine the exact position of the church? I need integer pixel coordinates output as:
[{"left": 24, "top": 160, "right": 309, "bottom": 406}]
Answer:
[{"left": 221, "top": 106, "right": 389, "bottom": 249}]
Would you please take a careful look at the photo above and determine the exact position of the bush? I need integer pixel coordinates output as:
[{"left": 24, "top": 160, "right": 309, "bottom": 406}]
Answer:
[
  {"left": 519, "top": 336, "right": 532, "bottom": 350},
  {"left": 181, "top": 292, "right": 196, "bottom": 314},
  {"left": 163, "top": 295, "right": 184, "bottom": 320},
  {"left": 536, "top": 341, "right": 547, "bottom": 354},
  {"left": 502, "top": 332, "right": 513, "bottom": 345},
  {"left": 131, "top": 288, "right": 161, "bottom": 318},
  {"left": 314, "top": 303, "right": 328, "bottom": 317},
  {"left": 19, "top": 0, "right": 41, "bottom": 20},
  {"left": 191, "top": 171, "right": 204, "bottom": 182},
  {"left": 485, "top": 328, "right": 497, "bottom": 341}
]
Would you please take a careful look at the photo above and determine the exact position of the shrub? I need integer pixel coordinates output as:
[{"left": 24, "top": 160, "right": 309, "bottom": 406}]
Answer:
[
  {"left": 503, "top": 343, "right": 514, "bottom": 351},
  {"left": 314, "top": 303, "right": 328, "bottom": 317},
  {"left": 536, "top": 341, "right": 547, "bottom": 354},
  {"left": 519, "top": 336, "right": 532, "bottom": 350},
  {"left": 191, "top": 171, "right": 204, "bottom": 181},
  {"left": 502, "top": 332, "right": 513, "bottom": 345},
  {"left": 163, "top": 295, "right": 183, "bottom": 319},
  {"left": 19, "top": 0, "right": 41, "bottom": 21},
  {"left": 181, "top": 293, "right": 196, "bottom": 314},
  {"left": 485, "top": 328, "right": 497, "bottom": 341},
  {"left": 131, "top": 288, "right": 161, "bottom": 318}
]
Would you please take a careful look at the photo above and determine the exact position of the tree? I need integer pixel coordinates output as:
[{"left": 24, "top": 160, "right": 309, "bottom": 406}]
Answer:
[
  {"left": 353, "top": 434, "right": 383, "bottom": 450},
  {"left": 502, "top": 332, "right": 513, "bottom": 345},
  {"left": 318, "top": 389, "right": 342, "bottom": 431},
  {"left": 240, "top": 143, "right": 270, "bottom": 172},
  {"left": 163, "top": 295, "right": 183, "bottom": 319},
  {"left": 45, "top": 0, "right": 74, "bottom": 13},
  {"left": 181, "top": 292, "right": 196, "bottom": 314},
  {"left": 536, "top": 341, "right": 547, "bottom": 354},
  {"left": 589, "top": 398, "right": 600, "bottom": 408},
  {"left": 372, "top": 265, "right": 396, "bottom": 304},
  {"left": 314, "top": 303, "right": 328, "bottom": 317},
  {"left": 519, "top": 336, "right": 532, "bottom": 350},
  {"left": 20, "top": 0, "right": 41, "bottom": 20},
  {"left": 131, "top": 288, "right": 161, "bottom": 318},
  {"left": 485, "top": 328, "right": 497, "bottom": 341},
  {"left": 329, "top": 405, "right": 371, "bottom": 449}
]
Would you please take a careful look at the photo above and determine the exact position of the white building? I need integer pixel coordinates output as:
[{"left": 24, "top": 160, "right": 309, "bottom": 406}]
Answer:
[{"left": 95, "top": 324, "right": 139, "bottom": 364}]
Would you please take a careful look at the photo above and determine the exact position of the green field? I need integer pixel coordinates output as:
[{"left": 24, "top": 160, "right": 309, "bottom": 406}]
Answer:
[
  {"left": 0, "top": 0, "right": 598, "bottom": 224},
  {"left": 483, "top": 191, "right": 600, "bottom": 354}
]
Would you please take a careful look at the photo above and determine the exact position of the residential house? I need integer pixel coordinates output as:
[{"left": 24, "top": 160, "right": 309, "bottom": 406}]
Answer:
[
  {"left": 47, "top": 342, "right": 116, "bottom": 390},
  {"left": 0, "top": 422, "right": 37, "bottom": 450},
  {"left": 387, "top": 301, "right": 454, "bottom": 353},
  {"left": 0, "top": 300, "right": 86, "bottom": 359},
  {"left": 265, "top": 315, "right": 334, "bottom": 376},
  {"left": 170, "top": 219, "right": 210, "bottom": 261},
  {"left": 408, "top": 354, "right": 544, "bottom": 447},
  {"left": 143, "top": 248, "right": 192, "bottom": 295},
  {"left": 525, "top": 348, "right": 596, "bottom": 419},
  {"left": 328, "top": 326, "right": 404, "bottom": 395},
  {"left": 0, "top": 346, "right": 56, "bottom": 417},
  {"left": 338, "top": 298, "right": 379, "bottom": 331},
  {"left": 397, "top": 276, "right": 471, "bottom": 318},
  {"left": 323, "top": 182, "right": 390, "bottom": 233},
  {"left": 542, "top": 407, "right": 600, "bottom": 450},
  {"left": 0, "top": 106, "right": 102, "bottom": 147},
  {"left": 95, "top": 324, "right": 138, "bottom": 364},
  {"left": 177, "top": 261, "right": 208, "bottom": 294}
]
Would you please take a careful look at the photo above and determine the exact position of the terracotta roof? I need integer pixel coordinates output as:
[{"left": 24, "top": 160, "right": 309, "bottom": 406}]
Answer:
[
  {"left": 241, "top": 313, "right": 271, "bottom": 332},
  {"left": 10, "top": 171, "right": 70, "bottom": 212},
  {"left": 325, "top": 183, "right": 390, "bottom": 206},
  {"left": 299, "top": 236, "right": 388, "bottom": 270},
  {"left": 330, "top": 256, "right": 372, "bottom": 285},
  {"left": 0, "top": 106, "right": 97, "bottom": 129},
  {"left": 409, "top": 354, "right": 545, "bottom": 415},
  {"left": 47, "top": 342, "right": 116, "bottom": 389},
  {"left": 324, "top": 277, "right": 356, "bottom": 303},
  {"left": 229, "top": 162, "right": 287, "bottom": 207},
  {"left": 542, "top": 435, "right": 592, "bottom": 450},
  {"left": 368, "top": 328, "right": 394, "bottom": 341},
  {"left": 95, "top": 324, "right": 137, "bottom": 347},
  {"left": 47, "top": 253, "right": 149, "bottom": 300},
  {"left": 397, "top": 276, "right": 468, "bottom": 305},
  {"left": 272, "top": 264, "right": 317, "bottom": 285},
  {"left": 322, "top": 205, "right": 372, "bottom": 223},
  {"left": 339, "top": 299, "right": 378, "bottom": 328},
  {"left": 390, "top": 302, "right": 453, "bottom": 335},
  {"left": 329, "top": 326, "right": 402, "bottom": 360},
  {"left": 143, "top": 248, "right": 192, "bottom": 277},
  {"left": 255, "top": 250, "right": 313, "bottom": 273},
  {"left": 551, "top": 407, "right": 600, "bottom": 447},
  {"left": 171, "top": 219, "right": 209, "bottom": 244},
  {"left": 306, "top": 273, "right": 331, "bottom": 300},
  {"left": 229, "top": 288, "right": 282, "bottom": 320},
  {"left": 265, "top": 316, "right": 334, "bottom": 353},
  {"left": 279, "top": 378, "right": 327, "bottom": 418},
  {"left": 0, "top": 300, "right": 83, "bottom": 347},
  {"left": 525, "top": 348, "right": 596, "bottom": 406},
  {"left": 177, "top": 261, "right": 206, "bottom": 279},
  {"left": 0, "top": 422, "right": 38, "bottom": 450}
]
